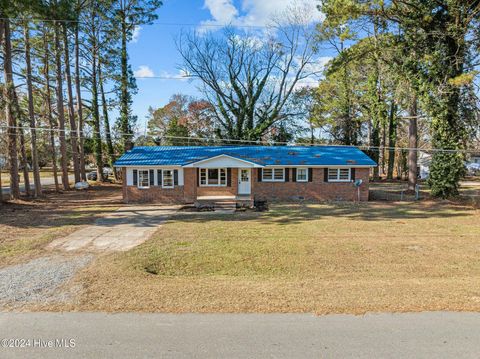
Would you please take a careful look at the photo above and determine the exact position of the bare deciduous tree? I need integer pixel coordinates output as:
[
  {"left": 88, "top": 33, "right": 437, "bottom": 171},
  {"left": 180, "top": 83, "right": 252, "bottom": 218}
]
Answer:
[{"left": 178, "top": 5, "right": 321, "bottom": 141}]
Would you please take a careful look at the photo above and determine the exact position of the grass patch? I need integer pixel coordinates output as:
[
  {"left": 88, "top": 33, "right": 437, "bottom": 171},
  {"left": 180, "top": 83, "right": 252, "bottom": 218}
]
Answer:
[{"left": 72, "top": 201, "right": 480, "bottom": 314}]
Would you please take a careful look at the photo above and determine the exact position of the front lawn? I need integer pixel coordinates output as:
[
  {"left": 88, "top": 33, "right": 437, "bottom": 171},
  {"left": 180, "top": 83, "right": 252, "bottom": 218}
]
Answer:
[{"left": 71, "top": 201, "right": 480, "bottom": 314}]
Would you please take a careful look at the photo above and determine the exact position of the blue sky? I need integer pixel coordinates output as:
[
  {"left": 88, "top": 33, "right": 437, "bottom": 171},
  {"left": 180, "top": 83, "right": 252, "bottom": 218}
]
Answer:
[
  {"left": 128, "top": 0, "right": 207, "bottom": 132},
  {"left": 127, "top": 0, "right": 327, "bottom": 132}
]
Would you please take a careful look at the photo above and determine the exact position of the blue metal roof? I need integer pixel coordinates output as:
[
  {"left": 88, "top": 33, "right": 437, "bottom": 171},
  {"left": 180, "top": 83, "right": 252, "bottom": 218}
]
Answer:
[{"left": 114, "top": 146, "right": 377, "bottom": 167}]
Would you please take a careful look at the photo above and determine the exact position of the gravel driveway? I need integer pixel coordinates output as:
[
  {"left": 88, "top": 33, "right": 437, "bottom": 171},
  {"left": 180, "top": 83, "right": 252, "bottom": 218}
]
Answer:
[{"left": 0, "top": 255, "right": 93, "bottom": 308}]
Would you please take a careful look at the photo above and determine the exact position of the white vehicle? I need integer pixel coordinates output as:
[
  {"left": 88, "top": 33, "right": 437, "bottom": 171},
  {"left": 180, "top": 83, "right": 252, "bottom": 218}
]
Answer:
[
  {"left": 103, "top": 166, "right": 113, "bottom": 176},
  {"left": 466, "top": 162, "right": 480, "bottom": 175}
]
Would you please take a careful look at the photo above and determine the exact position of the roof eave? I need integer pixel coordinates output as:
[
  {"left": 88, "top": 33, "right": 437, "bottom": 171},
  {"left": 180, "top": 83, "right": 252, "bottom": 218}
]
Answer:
[{"left": 182, "top": 154, "right": 264, "bottom": 168}]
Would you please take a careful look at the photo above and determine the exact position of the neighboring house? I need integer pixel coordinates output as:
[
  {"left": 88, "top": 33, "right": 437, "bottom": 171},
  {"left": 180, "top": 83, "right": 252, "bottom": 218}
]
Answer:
[
  {"left": 470, "top": 153, "right": 480, "bottom": 164},
  {"left": 114, "top": 146, "right": 377, "bottom": 205},
  {"left": 418, "top": 151, "right": 432, "bottom": 179},
  {"left": 0, "top": 155, "right": 6, "bottom": 169}
]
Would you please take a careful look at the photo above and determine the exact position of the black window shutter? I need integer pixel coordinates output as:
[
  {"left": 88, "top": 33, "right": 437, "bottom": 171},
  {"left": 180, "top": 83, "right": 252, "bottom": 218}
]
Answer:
[
  {"left": 157, "top": 170, "right": 162, "bottom": 186},
  {"left": 292, "top": 168, "right": 297, "bottom": 182},
  {"left": 197, "top": 168, "right": 200, "bottom": 186},
  {"left": 308, "top": 168, "right": 313, "bottom": 182},
  {"left": 351, "top": 168, "right": 356, "bottom": 181},
  {"left": 324, "top": 168, "right": 328, "bottom": 182},
  {"left": 149, "top": 169, "right": 154, "bottom": 186},
  {"left": 258, "top": 169, "right": 262, "bottom": 182},
  {"left": 133, "top": 170, "right": 137, "bottom": 186},
  {"left": 227, "top": 168, "right": 231, "bottom": 187},
  {"left": 174, "top": 170, "right": 178, "bottom": 186},
  {"left": 285, "top": 168, "right": 289, "bottom": 182}
]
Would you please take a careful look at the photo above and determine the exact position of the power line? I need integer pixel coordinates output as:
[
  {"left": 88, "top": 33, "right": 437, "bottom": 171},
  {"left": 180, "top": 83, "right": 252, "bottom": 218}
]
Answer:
[
  {"left": 0, "top": 17, "right": 317, "bottom": 29},
  {"left": 0, "top": 124, "right": 479, "bottom": 154}
]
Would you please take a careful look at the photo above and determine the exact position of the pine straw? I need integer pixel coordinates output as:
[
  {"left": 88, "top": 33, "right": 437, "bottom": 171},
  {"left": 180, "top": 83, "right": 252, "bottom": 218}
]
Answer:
[{"left": 48, "top": 201, "right": 480, "bottom": 314}]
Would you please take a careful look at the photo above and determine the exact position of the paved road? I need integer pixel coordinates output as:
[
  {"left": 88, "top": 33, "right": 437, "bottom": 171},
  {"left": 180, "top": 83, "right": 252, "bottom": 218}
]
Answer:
[
  {"left": 47, "top": 206, "right": 177, "bottom": 251},
  {"left": 0, "top": 312, "right": 479, "bottom": 358},
  {"left": 1, "top": 175, "right": 75, "bottom": 195}
]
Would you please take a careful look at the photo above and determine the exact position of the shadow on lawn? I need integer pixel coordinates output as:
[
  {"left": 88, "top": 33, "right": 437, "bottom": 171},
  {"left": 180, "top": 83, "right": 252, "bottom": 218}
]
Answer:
[{"left": 171, "top": 201, "right": 476, "bottom": 226}]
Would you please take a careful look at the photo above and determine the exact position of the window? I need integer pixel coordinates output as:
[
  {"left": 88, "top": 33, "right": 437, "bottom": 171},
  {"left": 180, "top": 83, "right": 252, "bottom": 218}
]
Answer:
[
  {"left": 328, "top": 168, "right": 351, "bottom": 182},
  {"left": 162, "top": 169, "right": 174, "bottom": 188},
  {"left": 296, "top": 168, "right": 308, "bottom": 182},
  {"left": 200, "top": 169, "right": 207, "bottom": 185},
  {"left": 138, "top": 170, "right": 150, "bottom": 188},
  {"left": 200, "top": 168, "right": 227, "bottom": 186},
  {"left": 262, "top": 168, "right": 284, "bottom": 182}
]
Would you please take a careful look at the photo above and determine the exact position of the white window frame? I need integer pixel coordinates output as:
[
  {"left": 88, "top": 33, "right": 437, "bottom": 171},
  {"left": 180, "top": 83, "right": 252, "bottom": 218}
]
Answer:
[
  {"left": 199, "top": 168, "right": 227, "bottom": 187},
  {"left": 162, "top": 169, "right": 174, "bottom": 188},
  {"left": 328, "top": 168, "right": 351, "bottom": 182},
  {"left": 262, "top": 168, "right": 285, "bottom": 182},
  {"left": 137, "top": 169, "right": 150, "bottom": 189},
  {"left": 296, "top": 168, "right": 308, "bottom": 182}
]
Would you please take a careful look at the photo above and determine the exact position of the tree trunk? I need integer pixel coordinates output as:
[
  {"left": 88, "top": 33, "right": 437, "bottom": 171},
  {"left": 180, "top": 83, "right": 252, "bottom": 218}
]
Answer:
[
  {"left": 119, "top": 12, "right": 132, "bottom": 152},
  {"left": 23, "top": 22, "right": 42, "bottom": 197},
  {"left": 387, "top": 100, "right": 397, "bottom": 180},
  {"left": 19, "top": 126, "right": 31, "bottom": 197},
  {"left": 0, "top": 19, "right": 3, "bottom": 203},
  {"left": 0, "top": 168, "right": 3, "bottom": 203},
  {"left": 2, "top": 19, "right": 20, "bottom": 199},
  {"left": 408, "top": 97, "right": 418, "bottom": 191},
  {"left": 370, "top": 119, "right": 381, "bottom": 181},
  {"left": 98, "top": 61, "right": 115, "bottom": 175},
  {"left": 90, "top": 10, "right": 103, "bottom": 181},
  {"left": 54, "top": 21, "right": 70, "bottom": 190},
  {"left": 43, "top": 27, "right": 60, "bottom": 192},
  {"left": 74, "top": 23, "right": 86, "bottom": 181},
  {"left": 381, "top": 121, "right": 387, "bottom": 176},
  {"left": 62, "top": 23, "right": 81, "bottom": 184}
]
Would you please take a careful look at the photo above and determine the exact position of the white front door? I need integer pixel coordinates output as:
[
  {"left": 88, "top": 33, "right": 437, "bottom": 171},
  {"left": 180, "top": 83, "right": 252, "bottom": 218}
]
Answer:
[{"left": 238, "top": 169, "right": 251, "bottom": 195}]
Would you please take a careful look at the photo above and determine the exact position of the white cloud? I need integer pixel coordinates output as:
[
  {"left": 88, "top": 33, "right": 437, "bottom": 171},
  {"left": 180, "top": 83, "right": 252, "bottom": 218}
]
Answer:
[
  {"left": 134, "top": 65, "right": 155, "bottom": 78},
  {"left": 159, "top": 69, "right": 191, "bottom": 81},
  {"left": 294, "top": 56, "right": 333, "bottom": 90},
  {"left": 131, "top": 26, "right": 142, "bottom": 43},
  {"left": 200, "top": 0, "right": 324, "bottom": 30},
  {"left": 204, "top": 0, "right": 238, "bottom": 24}
]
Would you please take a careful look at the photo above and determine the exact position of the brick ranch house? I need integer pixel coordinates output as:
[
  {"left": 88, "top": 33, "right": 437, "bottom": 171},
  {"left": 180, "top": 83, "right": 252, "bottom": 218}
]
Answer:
[{"left": 114, "top": 146, "right": 377, "bottom": 205}]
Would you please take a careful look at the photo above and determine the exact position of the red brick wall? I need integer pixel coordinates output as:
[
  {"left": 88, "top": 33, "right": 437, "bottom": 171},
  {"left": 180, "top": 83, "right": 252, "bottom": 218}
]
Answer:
[
  {"left": 124, "top": 185, "right": 185, "bottom": 203},
  {"left": 122, "top": 167, "right": 238, "bottom": 203},
  {"left": 183, "top": 168, "right": 196, "bottom": 202},
  {"left": 252, "top": 168, "right": 369, "bottom": 202},
  {"left": 122, "top": 167, "right": 370, "bottom": 203}
]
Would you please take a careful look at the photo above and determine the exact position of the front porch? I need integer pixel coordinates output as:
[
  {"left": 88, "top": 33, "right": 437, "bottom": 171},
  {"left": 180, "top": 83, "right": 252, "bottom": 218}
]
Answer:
[
  {"left": 185, "top": 155, "right": 260, "bottom": 208},
  {"left": 195, "top": 194, "right": 253, "bottom": 209}
]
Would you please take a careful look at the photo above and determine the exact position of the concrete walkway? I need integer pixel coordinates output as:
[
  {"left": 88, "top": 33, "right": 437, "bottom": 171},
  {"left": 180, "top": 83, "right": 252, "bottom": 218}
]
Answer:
[
  {"left": 47, "top": 205, "right": 178, "bottom": 251},
  {"left": 1, "top": 312, "right": 480, "bottom": 358}
]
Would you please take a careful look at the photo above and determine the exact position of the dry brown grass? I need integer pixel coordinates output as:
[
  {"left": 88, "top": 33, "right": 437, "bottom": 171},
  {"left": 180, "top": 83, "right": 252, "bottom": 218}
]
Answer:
[
  {"left": 0, "top": 184, "right": 122, "bottom": 267},
  {"left": 63, "top": 201, "right": 480, "bottom": 314}
]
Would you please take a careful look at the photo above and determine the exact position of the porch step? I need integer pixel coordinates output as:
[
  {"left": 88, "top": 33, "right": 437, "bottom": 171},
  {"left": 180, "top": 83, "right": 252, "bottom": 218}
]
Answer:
[
  {"left": 195, "top": 195, "right": 252, "bottom": 211},
  {"left": 214, "top": 201, "right": 237, "bottom": 211}
]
